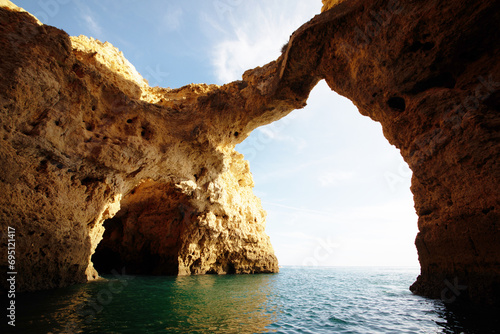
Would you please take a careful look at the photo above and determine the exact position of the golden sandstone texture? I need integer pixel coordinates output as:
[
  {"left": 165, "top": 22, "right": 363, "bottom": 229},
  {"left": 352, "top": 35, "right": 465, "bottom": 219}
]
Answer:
[
  {"left": 0, "top": 0, "right": 279, "bottom": 292},
  {"left": 0, "top": 0, "right": 499, "bottom": 306}
]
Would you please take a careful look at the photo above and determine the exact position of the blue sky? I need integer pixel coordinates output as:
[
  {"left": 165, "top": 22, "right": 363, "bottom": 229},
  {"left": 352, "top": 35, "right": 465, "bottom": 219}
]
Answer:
[{"left": 19, "top": 0, "right": 419, "bottom": 267}]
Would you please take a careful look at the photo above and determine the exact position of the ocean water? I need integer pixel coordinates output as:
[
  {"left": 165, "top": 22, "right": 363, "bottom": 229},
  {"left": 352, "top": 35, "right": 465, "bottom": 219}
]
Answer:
[{"left": 7, "top": 267, "right": 500, "bottom": 333}]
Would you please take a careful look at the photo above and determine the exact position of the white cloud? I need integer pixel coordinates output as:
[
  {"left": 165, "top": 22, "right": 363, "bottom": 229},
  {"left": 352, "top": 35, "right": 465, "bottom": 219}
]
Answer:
[
  {"left": 255, "top": 158, "right": 328, "bottom": 183},
  {"left": 257, "top": 126, "right": 278, "bottom": 140},
  {"left": 332, "top": 199, "right": 418, "bottom": 224},
  {"left": 263, "top": 201, "right": 335, "bottom": 217},
  {"left": 210, "top": 1, "right": 321, "bottom": 83},
  {"left": 318, "top": 170, "right": 355, "bottom": 187},
  {"left": 256, "top": 126, "right": 307, "bottom": 151},
  {"left": 74, "top": 2, "right": 103, "bottom": 39},
  {"left": 82, "top": 13, "right": 102, "bottom": 37},
  {"left": 277, "top": 231, "right": 319, "bottom": 241},
  {"left": 161, "top": 7, "right": 183, "bottom": 32}
]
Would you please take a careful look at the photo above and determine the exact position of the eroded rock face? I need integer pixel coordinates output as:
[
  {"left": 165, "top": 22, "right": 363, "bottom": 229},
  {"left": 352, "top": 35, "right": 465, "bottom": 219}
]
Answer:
[
  {"left": 0, "top": 1, "right": 280, "bottom": 291},
  {"left": 93, "top": 151, "right": 277, "bottom": 276},
  {"left": 315, "top": 0, "right": 499, "bottom": 305},
  {"left": 0, "top": 0, "right": 498, "bottom": 305}
]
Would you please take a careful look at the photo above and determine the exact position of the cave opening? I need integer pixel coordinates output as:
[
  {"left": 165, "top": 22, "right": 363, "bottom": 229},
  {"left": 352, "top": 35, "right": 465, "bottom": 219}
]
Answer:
[{"left": 92, "top": 179, "right": 195, "bottom": 276}]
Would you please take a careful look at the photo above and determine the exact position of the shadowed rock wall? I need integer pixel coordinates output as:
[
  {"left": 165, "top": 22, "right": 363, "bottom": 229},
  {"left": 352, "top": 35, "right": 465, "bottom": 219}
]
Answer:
[{"left": 316, "top": 0, "right": 499, "bottom": 305}]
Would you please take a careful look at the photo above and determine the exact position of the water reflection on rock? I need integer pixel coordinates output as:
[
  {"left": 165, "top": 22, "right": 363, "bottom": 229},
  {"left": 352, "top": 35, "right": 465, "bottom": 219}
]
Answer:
[{"left": 167, "top": 274, "right": 279, "bottom": 333}]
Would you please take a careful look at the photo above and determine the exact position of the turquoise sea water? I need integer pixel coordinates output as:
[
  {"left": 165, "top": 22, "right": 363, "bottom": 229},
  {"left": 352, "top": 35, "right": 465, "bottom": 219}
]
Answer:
[{"left": 6, "top": 267, "right": 500, "bottom": 333}]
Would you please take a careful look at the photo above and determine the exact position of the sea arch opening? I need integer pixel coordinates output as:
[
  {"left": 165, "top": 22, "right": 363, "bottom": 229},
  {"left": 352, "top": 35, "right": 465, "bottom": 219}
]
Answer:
[{"left": 237, "top": 80, "right": 419, "bottom": 268}]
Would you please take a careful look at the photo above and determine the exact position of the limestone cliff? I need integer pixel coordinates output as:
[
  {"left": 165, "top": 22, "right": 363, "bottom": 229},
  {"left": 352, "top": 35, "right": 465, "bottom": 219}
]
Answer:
[
  {"left": 0, "top": 1, "right": 280, "bottom": 291},
  {"left": 0, "top": 0, "right": 499, "bottom": 306},
  {"left": 320, "top": 0, "right": 498, "bottom": 305}
]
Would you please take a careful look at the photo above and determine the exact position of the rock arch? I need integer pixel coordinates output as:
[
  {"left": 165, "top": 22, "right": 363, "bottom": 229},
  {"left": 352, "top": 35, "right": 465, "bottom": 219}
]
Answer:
[{"left": 0, "top": 0, "right": 498, "bottom": 306}]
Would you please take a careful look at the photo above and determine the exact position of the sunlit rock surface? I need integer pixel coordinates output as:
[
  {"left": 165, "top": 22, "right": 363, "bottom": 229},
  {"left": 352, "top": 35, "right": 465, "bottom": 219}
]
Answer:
[
  {"left": 0, "top": 0, "right": 279, "bottom": 292},
  {"left": 0, "top": 0, "right": 498, "bottom": 305}
]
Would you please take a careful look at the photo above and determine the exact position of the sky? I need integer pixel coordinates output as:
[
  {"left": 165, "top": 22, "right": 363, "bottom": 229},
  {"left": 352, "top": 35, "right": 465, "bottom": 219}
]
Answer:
[{"left": 19, "top": 0, "right": 419, "bottom": 267}]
